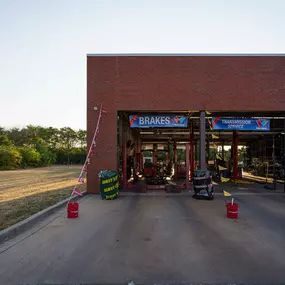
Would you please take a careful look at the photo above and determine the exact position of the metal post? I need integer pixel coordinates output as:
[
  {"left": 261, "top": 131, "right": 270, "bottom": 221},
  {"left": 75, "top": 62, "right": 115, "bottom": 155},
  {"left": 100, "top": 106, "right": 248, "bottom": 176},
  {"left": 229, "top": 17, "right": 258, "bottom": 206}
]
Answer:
[
  {"left": 233, "top": 131, "right": 239, "bottom": 182},
  {"left": 273, "top": 118, "right": 276, "bottom": 190},
  {"left": 199, "top": 111, "right": 206, "bottom": 170},
  {"left": 186, "top": 143, "right": 190, "bottom": 189},
  {"left": 123, "top": 143, "right": 127, "bottom": 188},
  {"left": 190, "top": 123, "right": 194, "bottom": 180},
  {"left": 174, "top": 141, "right": 177, "bottom": 179},
  {"left": 283, "top": 114, "right": 285, "bottom": 193},
  {"left": 139, "top": 141, "right": 143, "bottom": 173},
  {"left": 266, "top": 161, "right": 269, "bottom": 184},
  {"left": 167, "top": 142, "right": 170, "bottom": 174},
  {"left": 153, "top": 144, "right": 157, "bottom": 177}
]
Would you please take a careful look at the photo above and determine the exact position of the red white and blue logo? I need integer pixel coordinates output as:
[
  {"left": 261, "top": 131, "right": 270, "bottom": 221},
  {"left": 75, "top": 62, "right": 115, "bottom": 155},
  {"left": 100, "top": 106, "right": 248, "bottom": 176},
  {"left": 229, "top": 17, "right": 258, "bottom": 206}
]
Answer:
[
  {"left": 256, "top": 119, "right": 269, "bottom": 128},
  {"left": 174, "top": 116, "right": 186, "bottom": 124}
]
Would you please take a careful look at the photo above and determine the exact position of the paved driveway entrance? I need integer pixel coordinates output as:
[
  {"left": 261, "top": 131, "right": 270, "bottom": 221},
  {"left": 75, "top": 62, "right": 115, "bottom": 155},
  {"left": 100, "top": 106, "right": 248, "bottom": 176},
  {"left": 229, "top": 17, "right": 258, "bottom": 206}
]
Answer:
[{"left": 1, "top": 190, "right": 285, "bottom": 284}]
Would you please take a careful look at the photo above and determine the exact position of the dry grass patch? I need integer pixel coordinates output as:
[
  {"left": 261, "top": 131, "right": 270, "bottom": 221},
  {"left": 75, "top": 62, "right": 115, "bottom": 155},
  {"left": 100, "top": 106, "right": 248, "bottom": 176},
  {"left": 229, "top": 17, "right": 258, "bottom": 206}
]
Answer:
[{"left": 0, "top": 165, "right": 85, "bottom": 230}]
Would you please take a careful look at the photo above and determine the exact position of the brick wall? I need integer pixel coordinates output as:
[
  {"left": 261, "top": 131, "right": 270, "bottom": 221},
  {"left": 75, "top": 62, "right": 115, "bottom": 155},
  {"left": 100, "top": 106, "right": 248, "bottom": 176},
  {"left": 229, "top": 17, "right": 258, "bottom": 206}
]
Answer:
[{"left": 87, "top": 55, "right": 285, "bottom": 193}]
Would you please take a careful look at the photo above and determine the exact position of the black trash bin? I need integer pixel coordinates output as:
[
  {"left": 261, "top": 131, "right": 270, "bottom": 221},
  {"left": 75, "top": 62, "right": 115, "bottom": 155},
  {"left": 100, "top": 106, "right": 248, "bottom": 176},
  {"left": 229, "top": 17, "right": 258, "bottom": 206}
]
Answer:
[{"left": 193, "top": 170, "right": 214, "bottom": 200}]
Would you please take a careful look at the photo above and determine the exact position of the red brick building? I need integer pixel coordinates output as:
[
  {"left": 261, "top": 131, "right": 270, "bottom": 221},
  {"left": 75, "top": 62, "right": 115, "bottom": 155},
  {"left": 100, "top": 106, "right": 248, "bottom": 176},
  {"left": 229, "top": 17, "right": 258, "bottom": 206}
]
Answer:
[{"left": 87, "top": 54, "right": 285, "bottom": 193}]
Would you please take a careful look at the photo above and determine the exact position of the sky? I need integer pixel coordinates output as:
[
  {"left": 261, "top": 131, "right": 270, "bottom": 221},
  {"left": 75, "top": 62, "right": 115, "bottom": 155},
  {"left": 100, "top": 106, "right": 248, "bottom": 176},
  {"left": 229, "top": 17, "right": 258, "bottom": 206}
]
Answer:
[{"left": 0, "top": 0, "right": 284, "bottom": 130}]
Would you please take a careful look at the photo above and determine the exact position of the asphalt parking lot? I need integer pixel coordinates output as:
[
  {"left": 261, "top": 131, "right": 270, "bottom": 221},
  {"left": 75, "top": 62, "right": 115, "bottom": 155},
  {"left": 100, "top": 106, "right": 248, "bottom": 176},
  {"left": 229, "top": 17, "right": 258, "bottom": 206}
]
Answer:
[{"left": 1, "top": 185, "right": 285, "bottom": 285}]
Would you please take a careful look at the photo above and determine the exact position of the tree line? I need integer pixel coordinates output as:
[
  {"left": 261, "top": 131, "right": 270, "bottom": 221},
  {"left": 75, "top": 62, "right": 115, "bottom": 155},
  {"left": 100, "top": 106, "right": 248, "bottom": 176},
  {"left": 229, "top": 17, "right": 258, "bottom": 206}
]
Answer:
[{"left": 0, "top": 126, "right": 86, "bottom": 170}]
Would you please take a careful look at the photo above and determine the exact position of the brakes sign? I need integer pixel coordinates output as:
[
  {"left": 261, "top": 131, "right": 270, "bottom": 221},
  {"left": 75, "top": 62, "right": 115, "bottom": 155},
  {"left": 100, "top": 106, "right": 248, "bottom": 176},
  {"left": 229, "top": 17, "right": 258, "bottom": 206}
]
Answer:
[{"left": 129, "top": 114, "right": 188, "bottom": 128}]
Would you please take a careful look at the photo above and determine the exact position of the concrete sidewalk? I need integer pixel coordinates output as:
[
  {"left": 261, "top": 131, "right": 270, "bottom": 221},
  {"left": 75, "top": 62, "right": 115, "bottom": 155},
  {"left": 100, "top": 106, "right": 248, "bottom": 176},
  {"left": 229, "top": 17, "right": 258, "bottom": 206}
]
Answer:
[{"left": 1, "top": 192, "right": 285, "bottom": 284}]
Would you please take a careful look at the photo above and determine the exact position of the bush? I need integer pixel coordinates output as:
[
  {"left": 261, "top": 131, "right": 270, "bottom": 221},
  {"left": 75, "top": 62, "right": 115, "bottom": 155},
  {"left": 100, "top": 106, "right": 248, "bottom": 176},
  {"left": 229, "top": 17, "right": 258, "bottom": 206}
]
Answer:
[
  {"left": 55, "top": 148, "right": 86, "bottom": 165},
  {"left": 19, "top": 147, "right": 41, "bottom": 168},
  {"left": 70, "top": 148, "right": 86, "bottom": 164},
  {"left": 0, "top": 135, "right": 12, "bottom": 146},
  {"left": 0, "top": 146, "right": 22, "bottom": 169},
  {"left": 39, "top": 147, "right": 56, "bottom": 166},
  {"left": 35, "top": 140, "right": 56, "bottom": 166}
]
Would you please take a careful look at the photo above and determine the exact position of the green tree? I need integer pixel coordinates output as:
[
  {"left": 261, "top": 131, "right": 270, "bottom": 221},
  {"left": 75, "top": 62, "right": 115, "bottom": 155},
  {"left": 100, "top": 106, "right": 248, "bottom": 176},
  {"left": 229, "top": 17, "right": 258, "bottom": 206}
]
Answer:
[
  {"left": 0, "top": 127, "right": 6, "bottom": 136},
  {"left": 20, "top": 125, "right": 45, "bottom": 147},
  {"left": 19, "top": 147, "right": 41, "bottom": 168},
  {"left": 0, "top": 135, "right": 12, "bottom": 146},
  {"left": 37, "top": 127, "right": 60, "bottom": 149},
  {"left": 77, "top": 129, "right": 87, "bottom": 148},
  {"left": 70, "top": 147, "right": 86, "bottom": 164},
  {"left": 238, "top": 147, "right": 247, "bottom": 163},
  {"left": 35, "top": 138, "right": 56, "bottom": 166},
  {"left": 6, "top": 128, "right": 25, "bottom": 146},
  {"left": 0, "top": 146, "right": 22, "bottom": 169},
  {"left": 58, "top": 127, "right": 78, "bottom": 164},
  {"left": 1, "top": 126, "right": 87, "bottom": 169}
]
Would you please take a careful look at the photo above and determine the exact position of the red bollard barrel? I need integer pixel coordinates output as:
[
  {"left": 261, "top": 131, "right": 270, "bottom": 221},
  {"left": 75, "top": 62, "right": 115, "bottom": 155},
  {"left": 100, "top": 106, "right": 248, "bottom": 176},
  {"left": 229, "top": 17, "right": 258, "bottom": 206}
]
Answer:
[
  {"left": 67, "top": 202, "right": 79, "bottom": 218},
  {"left": 226, "top": 202, "right": 238, "bottom": 219}
]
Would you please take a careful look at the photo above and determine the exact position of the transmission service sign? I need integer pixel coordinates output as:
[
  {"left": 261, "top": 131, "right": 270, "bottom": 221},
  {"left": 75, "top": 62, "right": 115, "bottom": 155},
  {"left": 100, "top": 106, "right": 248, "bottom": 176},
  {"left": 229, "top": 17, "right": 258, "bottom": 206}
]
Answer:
[
  {"left": 129, "top": 114, "right": 188, "bottom": 128},
  {"left": 212, "top": 117, "right": 270, "bottom": 131}
]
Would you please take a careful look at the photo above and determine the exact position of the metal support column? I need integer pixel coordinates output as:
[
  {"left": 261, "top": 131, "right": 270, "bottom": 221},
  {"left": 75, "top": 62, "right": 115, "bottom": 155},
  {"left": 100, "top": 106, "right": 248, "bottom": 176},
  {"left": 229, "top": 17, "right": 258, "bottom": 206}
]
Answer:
[
  {"left": 199, "top": 111, "right": 206, "bottom": 170},
  {"left": 140, "top": 142, "right": 143, "bottom": 173},
  {"left": 136, "top": 139, "right": 141, "bottom": 174},
  {"left": 186, "top": 143, "right": 190, "bottom": 189},
  {"left": 190, "top": 123, "right": 195, "bottom": 180},
  {"left": 283, "top": 114, "right": 285, "bottom": 193},
  {"left": 153, "top": 144, "right": 157, "bottom": 177},
  {"left": 166, "top": 142, "right": 170, "bottom": 174},
  {"left": 123, "top": 143, "right": 127, "bottom": 188},
  {"left": 174, "top": 141, "right": 177, "bottom": 179},
  {"left": 233, "top": 131, "right": 239, "bottom": 182},
  {"left": 273, "top": 118, "right": 276, "bottom": 190}
]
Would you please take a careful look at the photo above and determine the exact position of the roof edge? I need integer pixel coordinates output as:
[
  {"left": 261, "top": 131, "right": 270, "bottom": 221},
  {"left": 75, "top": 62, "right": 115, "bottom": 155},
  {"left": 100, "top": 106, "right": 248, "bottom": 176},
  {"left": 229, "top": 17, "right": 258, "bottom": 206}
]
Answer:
[{"left": 87, "top": 53, "right": 285, "bottom": 57}]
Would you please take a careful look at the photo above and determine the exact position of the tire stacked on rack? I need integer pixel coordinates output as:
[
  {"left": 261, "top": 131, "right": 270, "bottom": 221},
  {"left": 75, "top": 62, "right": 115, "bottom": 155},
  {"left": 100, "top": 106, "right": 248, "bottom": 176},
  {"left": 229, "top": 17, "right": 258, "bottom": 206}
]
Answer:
[{"left": 98, "top": 170, "right": 119, "bottom": 200}]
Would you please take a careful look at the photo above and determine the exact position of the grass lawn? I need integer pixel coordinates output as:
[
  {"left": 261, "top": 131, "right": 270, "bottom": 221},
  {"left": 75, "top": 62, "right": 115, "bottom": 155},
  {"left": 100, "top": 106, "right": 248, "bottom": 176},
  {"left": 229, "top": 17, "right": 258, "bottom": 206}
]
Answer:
[{"left": 0, "top": 165, "right": 86, "bottom": 230}]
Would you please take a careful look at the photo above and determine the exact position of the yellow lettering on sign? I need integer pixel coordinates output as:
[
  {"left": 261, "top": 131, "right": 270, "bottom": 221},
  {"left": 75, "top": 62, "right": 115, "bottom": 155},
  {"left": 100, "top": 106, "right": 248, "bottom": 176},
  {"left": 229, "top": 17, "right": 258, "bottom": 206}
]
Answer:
[
  {"left": 106, "top": 193, "right": 118, "bottom": 199},
  {"left": 102, "top": 175, "right": 118, "bottom": 184},
  {"left": 104, "top": 184, "right": 120, "bottom": 193},
  {"left": 102, "top": 178, "right": 111, "bottom": 184}
]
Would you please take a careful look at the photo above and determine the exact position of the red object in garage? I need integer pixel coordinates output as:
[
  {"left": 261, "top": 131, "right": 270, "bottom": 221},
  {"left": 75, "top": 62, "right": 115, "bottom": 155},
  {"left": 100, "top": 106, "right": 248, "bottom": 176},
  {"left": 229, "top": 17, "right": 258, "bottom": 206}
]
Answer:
[{"left": 143, "top": 167, "right": 153, "bottom": 177}]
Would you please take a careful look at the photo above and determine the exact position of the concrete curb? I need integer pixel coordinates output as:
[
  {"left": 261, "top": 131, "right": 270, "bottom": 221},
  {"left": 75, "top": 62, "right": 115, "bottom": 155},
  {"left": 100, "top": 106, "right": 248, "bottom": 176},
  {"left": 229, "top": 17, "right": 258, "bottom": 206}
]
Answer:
[{"left": 0, "top": 192, "right": 87, "bottom": 244}]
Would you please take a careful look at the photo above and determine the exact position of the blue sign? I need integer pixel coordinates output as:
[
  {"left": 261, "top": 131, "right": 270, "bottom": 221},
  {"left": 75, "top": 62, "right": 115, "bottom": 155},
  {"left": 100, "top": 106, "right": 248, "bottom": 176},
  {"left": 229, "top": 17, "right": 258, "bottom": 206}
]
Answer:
[
  {"left": 129, "top": 114, "right": 188, "bottom": 128},
  {"left": 212, "top": 117, "right": 270, "bottom": 131}
]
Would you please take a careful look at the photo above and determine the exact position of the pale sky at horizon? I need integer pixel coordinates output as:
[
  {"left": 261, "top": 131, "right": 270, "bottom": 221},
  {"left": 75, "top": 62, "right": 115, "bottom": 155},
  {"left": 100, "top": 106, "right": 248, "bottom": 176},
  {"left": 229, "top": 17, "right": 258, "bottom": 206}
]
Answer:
[{"left": 1, "top": 0, "right": 285, "bottom": 130}]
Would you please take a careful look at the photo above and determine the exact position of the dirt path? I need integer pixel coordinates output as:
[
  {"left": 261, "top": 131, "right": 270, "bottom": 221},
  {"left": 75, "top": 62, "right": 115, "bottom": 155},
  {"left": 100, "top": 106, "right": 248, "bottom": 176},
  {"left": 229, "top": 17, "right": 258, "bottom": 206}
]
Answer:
[{"left": 0, "top": 165, "right": 85, "bottom": 230}]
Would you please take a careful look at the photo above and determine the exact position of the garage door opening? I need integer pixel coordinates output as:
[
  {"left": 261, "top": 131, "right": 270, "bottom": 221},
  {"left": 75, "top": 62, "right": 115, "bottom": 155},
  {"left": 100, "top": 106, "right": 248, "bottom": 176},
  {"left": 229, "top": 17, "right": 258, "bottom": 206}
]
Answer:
[{"left": 117, "top": 111, "right": 285, "bottom": 192}]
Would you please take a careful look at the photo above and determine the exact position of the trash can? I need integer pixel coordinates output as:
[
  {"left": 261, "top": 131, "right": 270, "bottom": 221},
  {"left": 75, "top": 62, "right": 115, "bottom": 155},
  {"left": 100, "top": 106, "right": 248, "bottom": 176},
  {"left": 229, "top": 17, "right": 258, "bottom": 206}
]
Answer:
[
  {"left": 193, "top": 170, "right": 214, "bottom": 200},
  {"left": 98, "top": 170, "right": 119, "bottom": 200}
]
